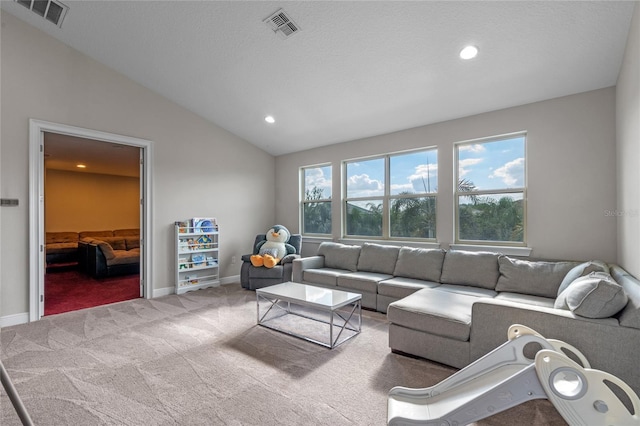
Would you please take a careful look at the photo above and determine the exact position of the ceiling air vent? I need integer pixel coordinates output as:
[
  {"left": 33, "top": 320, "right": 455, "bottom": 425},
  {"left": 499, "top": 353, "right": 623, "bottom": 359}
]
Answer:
[
  {"left": 263, "top": 9, "right": 300, "bottom": 39},
  {"left": 15, "top": 0, "right": 69, "bottom": 28}
]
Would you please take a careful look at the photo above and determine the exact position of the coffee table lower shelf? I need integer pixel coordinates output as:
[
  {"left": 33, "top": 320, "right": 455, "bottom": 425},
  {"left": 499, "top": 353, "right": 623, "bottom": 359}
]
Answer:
[{"left": 256, "top": 282, "right": 362, "bottom": 349}]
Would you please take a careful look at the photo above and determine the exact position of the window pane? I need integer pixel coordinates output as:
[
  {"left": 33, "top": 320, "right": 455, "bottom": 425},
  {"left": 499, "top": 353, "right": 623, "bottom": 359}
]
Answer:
[
  {"left": 345, "top": 200, "right": 382, "bottom": 236},
  {"left": 303, "top": 201, "right": 332, "bottom": 234},
  {"left": 346, "top": 158, "right": 384, "bottom": 198},
  {"left": 390, "top": 150, "right": 437, "bottom": 195},
  {"left": 458, "top": 136, "right": 525, "bottom": 191},
  {"left": 458, "top": 193, "right": 524, "bottom": 242},
  {"left": 304, "top": 165, "right": 332, "bottom": 200},
  {"left": 390, "top": 196, "right": 436, "bottom": 238}
]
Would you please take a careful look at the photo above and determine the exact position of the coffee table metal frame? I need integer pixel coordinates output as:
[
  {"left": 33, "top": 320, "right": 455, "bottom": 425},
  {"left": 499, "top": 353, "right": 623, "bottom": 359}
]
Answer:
[{"left": 256, "top": 282, "right": 362, "bottom": 349}]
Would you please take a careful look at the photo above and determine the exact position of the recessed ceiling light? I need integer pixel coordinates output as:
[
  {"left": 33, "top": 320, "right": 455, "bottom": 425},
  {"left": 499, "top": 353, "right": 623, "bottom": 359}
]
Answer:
[
  {"left": 265, "top": 115, "right": 275, "bottom": 124},
  {"left": 76, "top": 164, "right": 86, "bottom": 169},
  {"left": 460, "top": 45, "right": 479, "bottom": 60}
]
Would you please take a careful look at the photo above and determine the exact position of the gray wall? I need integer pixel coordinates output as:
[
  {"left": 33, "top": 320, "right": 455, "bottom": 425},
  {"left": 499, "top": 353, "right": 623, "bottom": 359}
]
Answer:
[
  {"left": 0, "top": 12, "right": 277, "bottom": 319},
  {"left": 276, "top": 87, "right": 618, "bottom": 263},
  {"left": 616, "top": 3, "right": 640, "bottom": 277}
]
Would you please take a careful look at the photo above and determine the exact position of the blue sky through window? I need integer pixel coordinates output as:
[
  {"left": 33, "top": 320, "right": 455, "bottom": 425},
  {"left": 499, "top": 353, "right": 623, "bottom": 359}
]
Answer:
[
  {"left": 458, "top": 136, "right": 525, "bottom": 191},
  {"left": 304, "top": 165, "right": 332, "bottom": 199},
  {"left": 345, "top": 150, "right": 438, "bottom": 199}
]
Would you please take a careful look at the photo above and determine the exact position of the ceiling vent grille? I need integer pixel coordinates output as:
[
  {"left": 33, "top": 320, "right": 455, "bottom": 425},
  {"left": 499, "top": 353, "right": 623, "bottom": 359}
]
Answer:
[
  {"left": 263, "top": 9, "right": 300, "bottom": 39},
  {"left": 15, "top": 0, "right": 69, "bottom": 28}
]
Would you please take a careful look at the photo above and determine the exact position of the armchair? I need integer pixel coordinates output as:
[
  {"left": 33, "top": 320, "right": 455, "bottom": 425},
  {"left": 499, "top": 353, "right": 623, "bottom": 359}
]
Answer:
[{"left": 241, "top": 233, "right": 302, "bottom": 290}]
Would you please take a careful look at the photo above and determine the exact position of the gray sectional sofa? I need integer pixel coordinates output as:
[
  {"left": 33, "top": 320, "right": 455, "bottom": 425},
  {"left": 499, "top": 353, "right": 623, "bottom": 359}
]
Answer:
[{"left": 292, "top": 241, "right": 640, "bottom": 394}]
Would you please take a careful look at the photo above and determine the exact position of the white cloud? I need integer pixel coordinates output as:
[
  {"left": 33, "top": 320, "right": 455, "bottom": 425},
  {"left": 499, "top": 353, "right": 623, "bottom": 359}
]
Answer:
[
  {"left": 490, "top": 157, "right": 524, "bottom": 187},
  {"left": 459, "top": 144, "right": 486, "bottom": 153},
  {"left": 347, "top": 173, "right": 383, "bottom": 197},
  {"left": 408, "top": 163, "right": 438, "bottom": 192},
  {"left": 458, "top": 158, "right": 483, "bottom": 178},
  {"left": 305, "top": 167, "right": 332, "bottom": 198}
]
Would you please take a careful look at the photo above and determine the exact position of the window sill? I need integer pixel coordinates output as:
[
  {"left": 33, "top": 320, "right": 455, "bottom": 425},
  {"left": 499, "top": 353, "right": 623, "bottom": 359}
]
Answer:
[{"left": 449, "top": 244, "right": 532, "bottom": 257}]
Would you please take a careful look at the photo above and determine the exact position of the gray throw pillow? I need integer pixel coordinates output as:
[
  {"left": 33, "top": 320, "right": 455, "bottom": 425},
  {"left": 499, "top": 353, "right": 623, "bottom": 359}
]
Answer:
[
  {"left": 496, "top": 256, "right": 579, "bottom": 298},
  {"left": 440, "top": 250, "right": 500, "bottom": 289},
  {"left": 562, "top": 272, "right": 628, "bottom": 318},
  {"left": 357, "top": 243, "right": 400, "bottom": 275},
  {"left": 317, "top": 242, "right": 361, "bottom": 272},
  {"left": 393, "top": 247, "right": 446, "bottom": 282},
  {"left": 557, "top": 260, "right": 609, "bottom": 296}
]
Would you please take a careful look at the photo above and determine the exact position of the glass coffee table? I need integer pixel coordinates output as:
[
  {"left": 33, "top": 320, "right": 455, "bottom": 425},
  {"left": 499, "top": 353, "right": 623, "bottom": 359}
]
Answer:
[{"left": 256, "top": 282, "right": 362, "bottom": 349}]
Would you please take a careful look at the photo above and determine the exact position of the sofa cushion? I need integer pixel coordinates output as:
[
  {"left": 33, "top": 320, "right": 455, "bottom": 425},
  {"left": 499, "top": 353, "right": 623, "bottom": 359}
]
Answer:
[
  {"left": 113, "top": 228, "right": 140, "bottom": 236},
  {"left": 387, "top": 288, "right": 480, "bottom": 342},
  {"left": 557, "top": 260, "right": 609, "bottom": 296},
  {"left": 98, "top": 237, "right": 127, "bottom": 251},
  {"left": 558, "top": 272, "right": 628, "bottom": 319},
  {"left": 496, "top": 256, "right": 579, "bottom": 298},
  {"left": 302, "top": 268, "right": 346, "bottom": 287},
  {"left": 106, "top": 250, "right": 140, "bottom": 266},
  {"left": 46, "top": 242, "right": 78, "bottom": 254},
  {"left": 436, "top": 284, "right": 497, "bottom": 298},
  {"left": 317, "top": 242, "right": 361, "bottom": 272},
  {"left": 393, "top": 247, "right": 446, "bottom": 282},
  {"left": 79, "top": 230, "right": 113, "bottom": 239},
  {"left": 46, "top": 232, "right": 78, "bottom": 244},
  {"left": 97, "top": 242, "right": 116, "bottom": 260},
  {"left": 125, "top": 237, "right": 140, "bottom": 250},
  {"left": 440, "top": 250, "right": 500, "bottom": 289},
  {"left": 357, "top": 243, "right": 400, "bottom": 275},
  {"left": 377, "top": 277, "right": 440, "bottom": 299},
  {"left": 337, "top": 271, "right": 393, "bottom": 293}
]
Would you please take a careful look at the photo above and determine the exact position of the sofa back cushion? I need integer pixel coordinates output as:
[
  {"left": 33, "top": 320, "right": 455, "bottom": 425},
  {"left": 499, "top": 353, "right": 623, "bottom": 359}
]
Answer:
[
  {"left": 98, "top": 237, "right": 127, "bottom": 251},
  {"left": 440, "top": 250, "right": 500, "bottom": 289},
  {"left": 317, "top": 242, "right": 361, "bottom": 272},
  {"left": 393, "top": 247, "right": 446, "bottom": 282},
  {"left": 125, "top": 237, "right": 140, "bottom": 250},
  {"left": 79, "top": 230, "right": 113, "bottom": 239},
  {"left": 113, "top": 228, "right": 140, "bottom": 236},
  {"left": 496, "top": 256, "right": 579, "bottom": 298},
  {"left": 46, "top": 232, "right": 78, "bottom": 244},
  {"left": 357, "top": 243, "right": 400, "bottom": 275}
]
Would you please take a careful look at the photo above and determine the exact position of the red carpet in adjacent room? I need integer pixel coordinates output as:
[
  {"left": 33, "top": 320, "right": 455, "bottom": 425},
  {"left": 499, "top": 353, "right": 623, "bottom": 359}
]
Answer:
[{"left": 45, "top": 268, "right": 140, "bottom": 316}]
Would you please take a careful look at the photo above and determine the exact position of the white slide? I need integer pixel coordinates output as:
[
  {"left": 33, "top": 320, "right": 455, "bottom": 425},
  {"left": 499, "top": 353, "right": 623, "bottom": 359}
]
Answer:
[{"left": 387, "top": 324, "right": 640, "bottom": 426}]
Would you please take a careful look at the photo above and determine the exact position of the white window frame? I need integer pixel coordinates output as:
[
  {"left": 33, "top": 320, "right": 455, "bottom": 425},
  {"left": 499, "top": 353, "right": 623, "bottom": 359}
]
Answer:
[
  {"left": 454, "top": 132, "right": 527, "bottom": 247},
  {"left": 300, "top": 164, "right": 332, "bottom": 236},
  {"left": 342, "top": 147, "right": 438, "bottom": 241}
]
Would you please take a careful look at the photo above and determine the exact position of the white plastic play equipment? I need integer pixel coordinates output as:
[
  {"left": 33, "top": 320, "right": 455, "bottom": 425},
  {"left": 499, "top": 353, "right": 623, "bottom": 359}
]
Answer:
[{"left": 388, "top": 324, "right": 640, "bottom": 426}]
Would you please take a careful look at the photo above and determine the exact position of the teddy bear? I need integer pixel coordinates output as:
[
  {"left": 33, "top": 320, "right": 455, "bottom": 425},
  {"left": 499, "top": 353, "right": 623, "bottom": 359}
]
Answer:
[{"left": 250, "top": 225, "right": 296, "bottom": 268}]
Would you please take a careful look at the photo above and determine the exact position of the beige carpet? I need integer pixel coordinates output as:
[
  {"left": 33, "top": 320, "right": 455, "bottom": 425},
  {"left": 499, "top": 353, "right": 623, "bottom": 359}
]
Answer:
[{"left": 1, "top": 283, "right": 566, "bottom": 425}]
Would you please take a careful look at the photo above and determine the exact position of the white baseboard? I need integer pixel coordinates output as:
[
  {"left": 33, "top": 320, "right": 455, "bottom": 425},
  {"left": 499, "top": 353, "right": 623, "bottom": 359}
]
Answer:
[
  {"left": 0, "top": 312, "right": 30, "bottom": 327},
  {"left": 152, "top": 275, "right": 240, "bottom": 298}
]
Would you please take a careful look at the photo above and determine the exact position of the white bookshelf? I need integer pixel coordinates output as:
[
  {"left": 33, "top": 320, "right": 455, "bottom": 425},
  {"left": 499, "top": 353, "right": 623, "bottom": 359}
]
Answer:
[{"left": 175, "top": 223, "right": 220, "bottom": 294}]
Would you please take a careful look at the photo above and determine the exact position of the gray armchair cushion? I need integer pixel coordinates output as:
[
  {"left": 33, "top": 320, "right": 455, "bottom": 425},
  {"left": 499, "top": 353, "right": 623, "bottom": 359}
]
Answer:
[
  {"left": 440, "top": 250, "right": 500, "bottom": 289},
  {"left": 559, "top": 272, "right": 628, "bottom": 318},
  {"left": 496, "top": 256, "right": 579, "bottom": 298},
  {"left": 317, "top": 242, "right": 361, "bottom": 272},
  {"left": 357, "top": 243, "right": 400, "bottom": 275},
  {"left": 393, "top": 247, "right": 445, "bottom": 282}
]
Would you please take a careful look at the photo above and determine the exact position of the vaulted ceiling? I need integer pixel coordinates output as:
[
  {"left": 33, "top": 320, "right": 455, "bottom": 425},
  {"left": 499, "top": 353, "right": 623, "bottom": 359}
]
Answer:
[{"left": 2, "top": 1, "right": 635, "bottom": 156}]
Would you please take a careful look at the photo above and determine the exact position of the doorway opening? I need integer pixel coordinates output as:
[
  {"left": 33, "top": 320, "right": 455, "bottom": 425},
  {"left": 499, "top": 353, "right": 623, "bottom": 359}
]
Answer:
[
  {"left": 29, "top": 120, "right": 153, "bottom": 321},
  {"left": 44, "top": 132, "right": 141, "bottom": 315}
]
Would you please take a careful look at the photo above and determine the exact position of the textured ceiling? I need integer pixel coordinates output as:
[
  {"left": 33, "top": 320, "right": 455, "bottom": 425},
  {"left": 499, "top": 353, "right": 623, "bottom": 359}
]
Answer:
[{"left": 2, "top": 1, "right": 635, "bottom": 156}]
